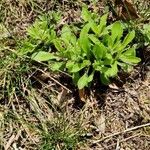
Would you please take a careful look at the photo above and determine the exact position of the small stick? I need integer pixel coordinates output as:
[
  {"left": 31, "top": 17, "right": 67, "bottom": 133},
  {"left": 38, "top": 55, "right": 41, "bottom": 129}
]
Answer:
[
  {"left": 92, "top": 122, "right": 150, "bottom": 144},
  {"left": 5, "top": 134, "right": 15, "bottom": 150},
  {"left": 4, "top": 130, "right": 21, "bottom": 150},
  {"left": 38, "top": 69, "right": 72, "bottom": 92},
  {"left": 103, "top": 133, "right": 140, "bottom": 149}
]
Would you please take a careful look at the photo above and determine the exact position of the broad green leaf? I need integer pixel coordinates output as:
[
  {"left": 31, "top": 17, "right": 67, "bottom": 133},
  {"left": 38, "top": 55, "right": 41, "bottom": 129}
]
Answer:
[
  {"left": 72, "top": 72, "right": 80, "bottom": 85},
  {"left": 93, "top": 44, "right": 107, "bottom": 59},
  {"left": 120, "top": 55, "right": 141, "bottom": 64},
  {"left": 118, "top": 62, "right": 133, "bottom": 72},
  {"left": 123, "top": 47, "right": 136, "bottom": 56},
  {"left": 105, "top": 61, "right": 118, "bottom": 77},
  {"left": 103, "top": 34, "right": 113, "bottom": 48},
  {"left": 88, "top": 72, "right": 94, "bottom": 82},
  {"left": 31, "top": 51, "right": 57, "bottom": 61},
  {"left": 100, "top": 62, "right": 118, "bottom": 84},
  {"left": 103, "top": 53, "right": 113, "bottom": 65},
  {"left": 66, "top": 60, "right": 91, "bottom": 73},
  {"left": 81, "top": 6, "right": 92, "bottom": 22},
  {"left": 107, "top": 37, "right": 113, "bottom": 49},
  {"left": 77, "top": 73, "right": 89, "bottom": 89},
  {"left": 50, "top": 62, "right": 64, "bottom": 71},
  {"left": 90, "top": 21, "right": 98, "bottom": 34},
  {"left": 79, "top": 23, "right": 91, "bottom": 54},
  {"left": 82, "top": 60, "right": 91, "bottom": 66},
  {"left": 88, "top": 34, "right": 100, "bottom": 45},
  {"left": 93, "top": 60, "right": 103, "bottom": 71},
  {"left": 69, "top": 63, "right": 84, "bottom": 73},
  {"left": 53, "top": 39, "right": 64, "bottom": 51},
  {"left": 120, "top": 31, "right": 135, "bottom": 50},
  {"left": 61, "top": 25, "right": 72, "bottom": 39},
  {"left": 100, "top": 73, "right": 110, "bottom": 85},
  {"left": 66, "top": 61, "right": 74, "bottom": 69},
  {"left": 111, "top": 21, "right": 123, "bottom": 45},
  {"left": 111, "top": 40, "right": 121, "bottom": 53},
  {"left": 98, "top": 13, "right": 108, "bottom": 35}
]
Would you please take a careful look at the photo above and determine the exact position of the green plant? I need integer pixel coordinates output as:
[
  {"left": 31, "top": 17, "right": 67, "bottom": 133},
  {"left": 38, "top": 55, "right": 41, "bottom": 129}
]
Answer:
[
  {"left": 19, "top": 6, "right": 141, "bottom": 89},
  {"left": 140, "top": 24, "right": 150, "bottom": 45},
  {"left": 18, "top": 12, "right": 61, "bottom": 55},
  {"left": 122, "top": 20, "right": 150, "bottom": 48},
  {"left": 39, "top": 114, "right": 85, "bottom": 150}
]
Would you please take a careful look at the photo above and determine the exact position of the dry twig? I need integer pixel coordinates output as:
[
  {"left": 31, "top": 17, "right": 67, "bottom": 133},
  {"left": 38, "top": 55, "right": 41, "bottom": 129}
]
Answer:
[
  {"left": 37, "top": 68, "right": 72, "bottom": 92},
  {"left": 93, "top": 122, "right": 150, "bottom": 144}
]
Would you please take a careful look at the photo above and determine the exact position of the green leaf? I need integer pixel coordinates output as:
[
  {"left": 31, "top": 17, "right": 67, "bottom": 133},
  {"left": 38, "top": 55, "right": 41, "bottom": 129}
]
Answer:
[
  {"left": 88, "top": 72, "right": 94, "bottom": 82},
  {"left": 102, "top": 34, "right": 112, "bottom": 48},
  {"left": 120, "top": 31, "right": 135, "bottom": 50},
  {"left": 119, "top": 55, "right": 141, "bottom": 64},
  {"left": 90, "top": 21, "right": 98, "bottom": 34},
  {"left": 93, "top": 60, "right": 103, "bottom": 71},
  {"left": 18, "top": 41, "right": 36, "bottom": 55},
  {"left": 79, "top": 23, "right": 91, "bottom": 54},
  {"left": 81, "top": 6, "right": 92, "bottom": 22},
  {"left": 69, "top": 63, "right": 83, "bottom": 73},
  {"left": 48, "top": 29, "right": 56, "bottom": 42},
  {"left": 66, "top": 60, "right": 90, "bottom": 73},
  {"left": 88, "top": 34, "right": 100, "bottom": 45},
  {"left": 111, "top": 41, "right": 122, "bottom": 53},
  {"left": 66, "top": 61, "right": 74, "bottom": 70},
  {"left": 27, "top": 19, "right": 49, "bottom": 41},
  {"left": 103, "top": 53, "right": 113, "bottom": 65},
  {"left": 77, "top": 71, "right": 94, "bottom": 89},
  {"left": 50, "top": 62, "right": 64, "bottom": 71},
  {"left": 53, "top": 39, "right": 64, "bottom": 51},
  {"left": 61, "top": 25, "right": 76, "bottom": 45},
  {"left": 123, "top": 47, "right": 136, "bottom": 56},
  {"left": 100, "top": 73, "right": 110, "bottom": 85},
  {"left": 31, "top": 51, "right": 57, "bottom": 62},
  {"left": 111, "top": 21, "right": 123, "bottom": 45},
  {"left": 105, "top": 61, "right": 118, "bottom": 77},
  {"left": 93, "top": 44, "right": 107, "bottom": 59},
  {"left": 117, "top": 62, "right": 133, "bottom": 72},
  {"left": 98, "top": 13, "right": 108, "bottom": 35},
  {"left": 72, "top": 72, "right": 80, "bottom": 85},
  {"left": 77, "top": 73, "right": 89, "bottom": 89}
]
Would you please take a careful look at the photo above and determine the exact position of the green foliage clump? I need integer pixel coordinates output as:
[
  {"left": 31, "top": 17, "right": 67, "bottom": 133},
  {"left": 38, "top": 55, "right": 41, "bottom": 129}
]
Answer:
[
  {"left": 141, "top": 24, "right": 150, "bottom": 45},
  {"left": 39, "top": 115, "right": 85, "bottom": 150},
  {"left": 18, "top": 7, "right": 141, "bottom": 89}
]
